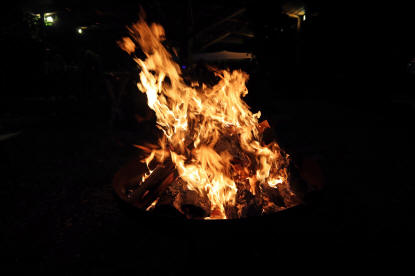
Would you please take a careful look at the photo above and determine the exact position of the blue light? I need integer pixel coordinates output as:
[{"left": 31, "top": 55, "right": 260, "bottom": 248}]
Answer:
[{"left": 181, "top": 65, "right": 187, "bottom": 69}]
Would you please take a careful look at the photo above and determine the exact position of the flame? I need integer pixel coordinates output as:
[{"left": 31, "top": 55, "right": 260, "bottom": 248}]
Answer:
[{"left": 119, "top": 17, "right": 291, "bottom": 219}]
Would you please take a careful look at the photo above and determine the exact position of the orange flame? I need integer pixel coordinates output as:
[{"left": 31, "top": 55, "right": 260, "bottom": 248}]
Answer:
[{"left": 120, "top": 18, "right": 290, "bottom": 219}]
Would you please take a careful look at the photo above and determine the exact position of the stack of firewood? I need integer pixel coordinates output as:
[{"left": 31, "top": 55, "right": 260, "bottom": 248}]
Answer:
[{"left": 113, "top": 120, "right": 306, "bottom": 219}]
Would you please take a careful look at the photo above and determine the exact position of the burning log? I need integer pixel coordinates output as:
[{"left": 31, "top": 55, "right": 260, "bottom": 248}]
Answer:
[
  {"left": 180, "top": 190, "right": 211, "bottom": 219},
  {"left": 262, "top": 186, "right": 286, "bottom": 208},
  {"left": 135, "top": 160, "right": 177, "bottom": 209},
  {"left": 116, "top": 158, "right": 177, "bottom": 210},
  {"left": 234, "top": 189, "right": 263, "bottom": 218},
  {"left": 158, "top": 177, "right": 211, "bottom": 219}
]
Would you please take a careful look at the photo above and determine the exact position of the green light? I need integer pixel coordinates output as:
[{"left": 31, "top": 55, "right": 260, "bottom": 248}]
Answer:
[{"left": 44, "top": 13, "right": 57, "bottom": 26}]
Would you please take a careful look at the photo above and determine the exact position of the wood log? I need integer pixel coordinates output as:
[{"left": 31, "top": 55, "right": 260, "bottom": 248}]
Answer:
[
  {"left": 157, "top": 177, "right": 211, "bottom": 219},
  {"left": 138, "top": 170, "right": 178, "bottom": 209},
  {"left": 180, "top": 189, "right": 211, "bottom": 219},
  {"left": 262, "top": 186, "right": 286, "bottom": 208},
  {"left": 123, "top": 158, "right": 177, "bottom": 209},
  {"left": 235, "top": 189, "right": 263, "bottom": 218}
]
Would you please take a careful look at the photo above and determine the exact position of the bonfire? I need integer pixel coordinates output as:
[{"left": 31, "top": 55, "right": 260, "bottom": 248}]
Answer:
[{"left": 115, "top": 16, "right": 302, "bottom": 219}]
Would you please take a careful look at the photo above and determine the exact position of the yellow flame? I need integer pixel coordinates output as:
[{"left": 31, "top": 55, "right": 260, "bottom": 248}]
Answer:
[{"left": 120, "top": 18, "right": 290, "bottom": 219}]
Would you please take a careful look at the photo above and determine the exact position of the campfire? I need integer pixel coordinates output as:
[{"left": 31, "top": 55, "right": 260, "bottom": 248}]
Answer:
[{"left": 114, "top": 16, "right": 303, "bottom": 220}]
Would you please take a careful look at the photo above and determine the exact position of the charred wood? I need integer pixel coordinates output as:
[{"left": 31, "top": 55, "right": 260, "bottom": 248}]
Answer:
[
  {"left": 180, "top": 189, "right": 211, "bottom": 219},
  {"left": 124, "top": 159, "right": 177, "bottom": 209}
]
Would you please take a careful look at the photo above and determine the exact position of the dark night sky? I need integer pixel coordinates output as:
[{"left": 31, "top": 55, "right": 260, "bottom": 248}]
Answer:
[{"left": 3, "top": 0, "right": 413, "bottom": 82}]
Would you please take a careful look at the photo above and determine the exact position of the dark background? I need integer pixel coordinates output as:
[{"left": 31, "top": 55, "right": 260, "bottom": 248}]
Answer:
[{"left": 1, "top": 0, "right": 414, "bottom": 273}]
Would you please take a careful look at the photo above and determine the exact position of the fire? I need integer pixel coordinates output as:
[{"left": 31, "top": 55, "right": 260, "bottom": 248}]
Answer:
[{"left": 119, "top": 17, "right": 294, "bottom": 219}]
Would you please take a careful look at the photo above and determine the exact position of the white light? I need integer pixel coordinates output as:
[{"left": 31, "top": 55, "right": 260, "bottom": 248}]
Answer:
[
  {"left": 303, "top": 14, "right": 306, "bottom": 21},
  {"left": 45, "top": 16, "right": 54, "bottom": 23},
  {"left": 77, "top": 28, "right": 83, "bottom": 34}
]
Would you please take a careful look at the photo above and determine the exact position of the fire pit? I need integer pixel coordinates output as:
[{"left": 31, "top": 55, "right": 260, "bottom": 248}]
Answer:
[
  {"left": 113, "top": 153, "right": 323, "bottom": 220},
  {"left": 113, "top": 16, "right": 324, "bottom": 220}
]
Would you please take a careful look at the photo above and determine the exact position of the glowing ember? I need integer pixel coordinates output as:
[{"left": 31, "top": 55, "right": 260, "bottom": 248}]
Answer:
[{"left": 118, "top": 16, "right": 298, "bottom": 219}]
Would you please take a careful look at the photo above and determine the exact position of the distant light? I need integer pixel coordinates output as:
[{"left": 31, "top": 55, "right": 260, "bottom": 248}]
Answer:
[
  {"left": 45, "top": 16, "right": 54, "bottom": 23},
  {"left": 303, "top": 14, "right": 306, "bottom": 21},
  {"left": 181, "top": 65, "right": 187, "bottom": 69},
  {"left": 77, "top": 27, "right": 87, "bottom": 34},
  {"left": 44, "top": 13, "right": 57, "bottom": 26}
]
